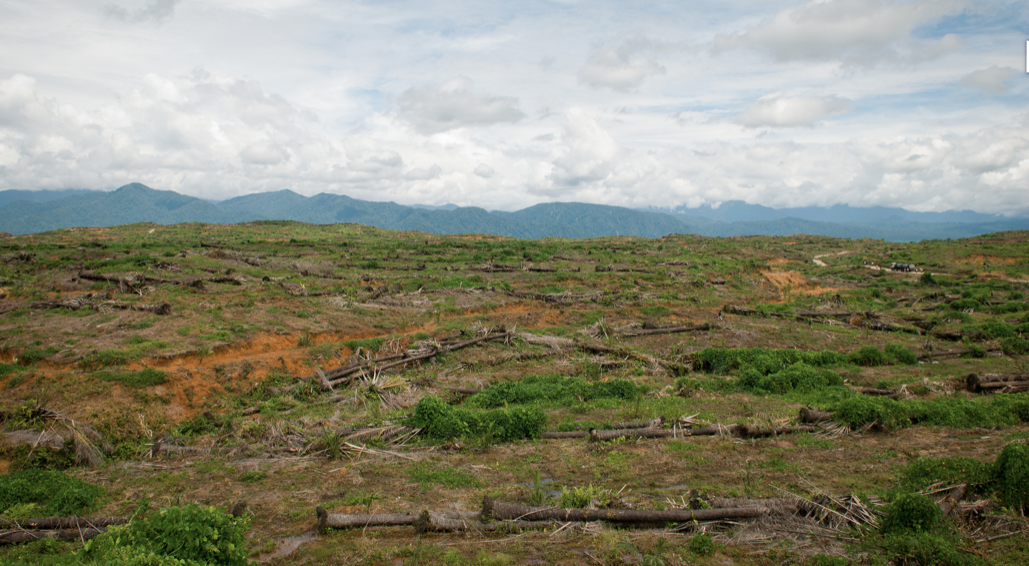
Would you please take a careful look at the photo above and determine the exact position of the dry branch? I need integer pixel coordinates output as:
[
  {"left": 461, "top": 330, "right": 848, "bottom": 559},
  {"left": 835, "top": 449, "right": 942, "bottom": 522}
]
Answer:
[
  {"left": 0, "top": 528, "right": 105, "bottom": 545},
  {"left": 616, "top": 323, "right": 711, "bottom": 337},
  {"left": 482, "top": 496, "right": 766, "bottom": 524},
  {"left": 0, "top": 517, "right": 127, "bottom": 529}
]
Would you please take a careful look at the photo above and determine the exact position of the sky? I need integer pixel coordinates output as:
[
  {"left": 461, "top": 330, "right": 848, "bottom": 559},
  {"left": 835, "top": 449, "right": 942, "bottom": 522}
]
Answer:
[{"left": 0, "top": 0, "right": 1027, "bottom": 215}]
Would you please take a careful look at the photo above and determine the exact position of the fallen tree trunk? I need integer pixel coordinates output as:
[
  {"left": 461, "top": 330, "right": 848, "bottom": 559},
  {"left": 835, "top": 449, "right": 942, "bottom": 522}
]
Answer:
[
  {"left": 0, "top": 528, "right": 105, "bottom": 544},
  {"left": 682, "top": 424, "right": 738, "bottom": 436},
  {"left": 850, "top": 386, "right": 899, "bottom": 399},
  {"left": 0, "top": 517, "right": 127, "bottom": 529},
  {"left": 541, "top": 431, "right": 589, "bottom": 439},
  {"left": 316, "top": 508, "right": 419, "bottom": 532},
  {"left": 611, "top": 417, "right": 664, "bottom": 430},
  {"left": 415, "top": 511, "right": 556, "bottom": 534},
  {"left": 967, "top": 373, "right": 1029, "bottom": 393},
  {"left": 617, "top": 323, "right": 711, "bottom": 337},
  {"left": 589, "top": 427, "right": 674, "bottom": 442},
  {"left": 737, "top": 425, "right": 818, "bottom": 439},
  {"left": 482, "top": 496, "right": 766, "bottom": 523},
  {"left": 799, "top": 408, "right": 834, "bottom": 424},
  {"left": 938, "top": 484, "right": 966, "bottom": 517}
]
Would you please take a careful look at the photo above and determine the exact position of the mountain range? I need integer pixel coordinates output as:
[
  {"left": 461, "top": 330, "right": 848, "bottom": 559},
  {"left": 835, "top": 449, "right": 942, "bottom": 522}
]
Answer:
[{"left": 0, "top": 183, "right": 1025, "bottom": 242}]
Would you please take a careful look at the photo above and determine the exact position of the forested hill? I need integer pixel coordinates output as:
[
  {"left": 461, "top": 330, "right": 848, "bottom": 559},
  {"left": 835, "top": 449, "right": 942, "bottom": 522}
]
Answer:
[{"left": 1, "top": 183, "right": 1026, "bottom": 241}]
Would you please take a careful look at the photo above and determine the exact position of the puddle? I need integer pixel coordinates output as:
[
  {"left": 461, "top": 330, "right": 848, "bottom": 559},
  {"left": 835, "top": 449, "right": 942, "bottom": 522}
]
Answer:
[
  {"left": 254, "top": 532, "right": 317, "bottom": 563},
  {"left": 518, "top": 477, "right": 562, "bottom": 498}
]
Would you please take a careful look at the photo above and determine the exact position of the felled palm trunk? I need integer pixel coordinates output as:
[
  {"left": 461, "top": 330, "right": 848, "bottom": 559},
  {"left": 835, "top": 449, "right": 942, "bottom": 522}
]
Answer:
[{"left": 481, "top": 496, "right": 765, "bottom": 523}]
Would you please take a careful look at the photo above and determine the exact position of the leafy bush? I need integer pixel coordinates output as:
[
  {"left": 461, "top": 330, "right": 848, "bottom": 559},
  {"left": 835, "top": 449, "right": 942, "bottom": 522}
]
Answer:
[
  {"left": 830, "top": 396, "right": 911, "bottom": 431},
  {"left": 465, "top": 375, "right": 645, "bottom": 409},
  {"left": 830, "top": 393, "right": 1029, "bottom": 431},
  {"left": 695, "top": 348, "right": 847, "bottom": 375},
  {"left": 993, "top": 442, "right": 1029, "bottom": 512},
  {"left": 408, "top": 396, "right": 546, "bottom": 442},
  {"left": 558, "top": 484, "right": 610, "bottom": 509},
  {"left": 1002, "top": 337, "right": 1029, "bottom": 355},
  {"left": 848, "top": 346, "right": 886, "bottom": 367},
  {"left": 898, "top": 457, "right": 993, "bottom": 494},
  {"left": 0, "top": 469, "right": 103, "bottom": 516},
  {"left": 963, "top": 321, "right": 1016, "bottom": 340},
  {"left": 884, "top": 344, "right": 917, "bottom": 365},
  {"left": 880, "top": 493, "right": 943, "bottom": 535},
  {"left": 739, "top": 362, "right": 843, "bottom": 395},
  {"left": 82, "top": 504, "right": 249, "bottom": 566},
  {"left": 687, "top": 533, "right": 716, "bottom": 557}
]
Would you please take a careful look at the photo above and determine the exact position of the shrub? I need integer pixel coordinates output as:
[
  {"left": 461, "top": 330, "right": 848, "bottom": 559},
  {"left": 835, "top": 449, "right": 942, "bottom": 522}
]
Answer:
[
  {"left": 830, "top": 396, "right": 910, "bottom": 430},
  {"left": 849, "top": 346, "right": 886, "bottom": 367},
  {"left": 0, "top": 469, "right": 103, "bottom": 516},
  {"left": 558, "top": 484, "right": 610, "bottom": 509},
  {"left": 81, "top": 504, "right": 249, "bottom": 566},
  {"left": 884, "top": 344, "right": 917, "bottom": 365},
  {"left": 740, "top": 362, "right": 843, "bottom": 395},
  {"left": 948, "top": 298, "right": 980, "bottom": 311},
  {"left": 963, "top": 321, "right": 1016, "bottom": 341},
  {"left": 465, "top": 375, "right": 645, "bottom": 409},
  {"left": 408, "top": 397, "right": 546, "bottom": 442},
  {"left": 880, "top": 493, "right": 943, "bottom": 535},
  {"left": 898, "top": 457, "right": 993, "bottom": 494},
  {"left": 687, "top": 533, "right": 716, "bottom": 557},
  {"left": 993, "top": 442, "right": 1029, "bottom": 512}
]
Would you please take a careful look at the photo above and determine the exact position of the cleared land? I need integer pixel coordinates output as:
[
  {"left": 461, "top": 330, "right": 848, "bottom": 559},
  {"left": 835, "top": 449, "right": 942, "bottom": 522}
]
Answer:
[{"left": 1, "top": 223, "right": 1028, "bottom": 565}]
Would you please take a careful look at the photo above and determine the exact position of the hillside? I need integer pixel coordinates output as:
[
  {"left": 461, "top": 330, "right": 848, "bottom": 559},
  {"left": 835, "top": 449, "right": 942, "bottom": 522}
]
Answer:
[{"left": 1, "top": 223, "right": 1027, "bottom": 564}]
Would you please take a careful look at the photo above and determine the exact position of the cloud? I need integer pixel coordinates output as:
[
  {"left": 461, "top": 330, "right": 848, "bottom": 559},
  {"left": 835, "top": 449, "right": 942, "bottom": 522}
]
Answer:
[
  {"left": 397, "top": 77, "right": 525, "bottom": 134},
  {"left": 104, "top": 0, "right": 180, "bottom": 24},
  {"left": 473, "top": 163, "right": 495, "bottom": 178},
  {"left": 736, "top": 93, "right": 851, "bottom": 128},
  {"left": 577, "top": 37, "right": 667, "bottom": 91},
  {"left": 959, "top": 66, "right": 1016, "bottom": 95},
  {"left": 713, "top": 0, "right": 965, "bottom": 66},
  {"left": 404, "top": 164, "right": 442, "bottom": 180}
]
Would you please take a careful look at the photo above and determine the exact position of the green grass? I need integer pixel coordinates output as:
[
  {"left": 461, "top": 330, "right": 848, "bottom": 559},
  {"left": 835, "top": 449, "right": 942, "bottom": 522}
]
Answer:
[
  {"left": 408, "top": 463, "right": 482, "bottom": 489},
  {"left": 92, "top": 368, "right": 167, "bottom": 388}
]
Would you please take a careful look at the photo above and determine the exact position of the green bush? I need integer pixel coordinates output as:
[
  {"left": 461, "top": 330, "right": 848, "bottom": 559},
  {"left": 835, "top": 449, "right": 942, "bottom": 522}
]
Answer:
[
  {"left": 1002, "top": 337, "right": 1029, "bottom": 355},
  {"left": 880, "top": 493, "right": 943, "bottom": 535},
  {"left": 0, "top": 469, "right": 104, "bottom": 516},
  {"left": 898, "top": 457, "right": 993, "bottom": 494},
  {"left": 687, "top": 533, "right": 716, "bottom": 557},
  {"left": 558, "top": 484, "right": 610, "bottom": 509},
  {"left": 884, "top": 344, "right": 917, "bottom": 365},
  {"left": 963, "top": 321, "right": 1016, "bottom": 340},
  {"left": 849, "top": 346, "right": 886, "bottom": 367},
  {"left": 408, "top": 397, "right": 546, "bottom": 442},
  {"left": 739, "top": 362, "right": 843, "bottom": 395},
  {"left": 948, "top": 298, "right": 980, "bottom": 311},
  {"left": 465, "top": 375, "right": 645, "bottom": 409},
  {"left": 993, "top": 442, "right": 1029, "bottom": 512},
  {"left": 830, "top": 396, "right": 910, "bottom": 430},
  {"left": 82, "top": 504, "right": 249, "bottom": 566}
]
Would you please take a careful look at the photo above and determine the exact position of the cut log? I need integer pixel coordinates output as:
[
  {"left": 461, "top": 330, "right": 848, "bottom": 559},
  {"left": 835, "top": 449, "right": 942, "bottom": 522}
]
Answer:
[
  {"left": 799, "top": 408, "right": 834, "bottom": 424},
  {"left": 415, "top": 511, "right": 555, "bottom": 534},
  {"left": 617, "top": 323, "right": 711, "bottom": 337},
  {"left": 589, "top": 427, "right": 674, "bottom": 442},
  {"left": 682, "top": 424, "right": 738, "bottom": 436},
  {"left": 737, "top": 425, "right": 818, "bottom": 439},
  {"left": 481, "top": 496, "right": 766, "bottom": 523},
  {"left": 0, "top": 516, "right": 127, "bottom": 529},
  {"left": 938, "top": 484, "right": 966, "bottom": 517},
  {"left": 966, "top": 373, "right": 1029, "bottom": 393},
  {"left": 316, "top": 507, "right": 418, "bottom": 532},
  {"left": 0, "top": 528, "right": 105, "bottom": 544},
  {"left": 849, "top": 386, "right": 899, "bottom": 399},
  {"left": 541, "top": 431, "right": 589, "bottom": 439},
  {"left": 611, "top": 417, "right": 664, "bottom": 430}
]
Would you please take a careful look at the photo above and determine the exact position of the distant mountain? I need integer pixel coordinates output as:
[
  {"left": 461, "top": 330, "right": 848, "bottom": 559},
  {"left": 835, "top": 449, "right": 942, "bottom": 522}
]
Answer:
[
  {"left": 648, "top": 201, "right": 1005, "bottom": 225},
  {"left": 1, "top": 184, "right": 1027, "bottom": 241},
  {"left": 0, "top": 188, "right": 96, "bottom": 209}
]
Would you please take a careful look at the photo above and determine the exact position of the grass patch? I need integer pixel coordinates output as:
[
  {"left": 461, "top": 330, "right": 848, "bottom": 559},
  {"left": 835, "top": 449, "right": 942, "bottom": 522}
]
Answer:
[
  {"left": 408, "top": 396, "right": 546, "bottom": 442},
  {"left": 0, "top": 469, "right": 104, "bottom": 516},
  {"left": 92, "top": 368, "right": 167, "bottom": 388},
  {"left": 465, "top": 374, "right": 646, "bottom": 409},
  {"left": 408, "top": 463, "right": 482, "bottom": 489}
]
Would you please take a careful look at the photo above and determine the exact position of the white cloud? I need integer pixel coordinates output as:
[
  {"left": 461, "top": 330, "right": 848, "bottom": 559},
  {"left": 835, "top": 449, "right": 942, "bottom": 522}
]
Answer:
[
  {"left": 713, "top": 0, "right": 966, "bottom": 66},
  {"left": 397, "top": 77, "right": 525, "bottom": 134},
  {"left": 959, "top": 66, "right": 1016, "bottom": 95},
  {"left": 737, "top": 93, "right": 851, "bottom": 128},
  {"left": 404, "top": 164, "right": 442, "bottom": 181},
  {"left": 473, "top": 163, "right": 495, "bottom": 178},
  {"left": 577, "top": 37, "right": 667, "bottom": 91},
  {"left": 104, "top": 0, "right": 180, "bottom": 24}
]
